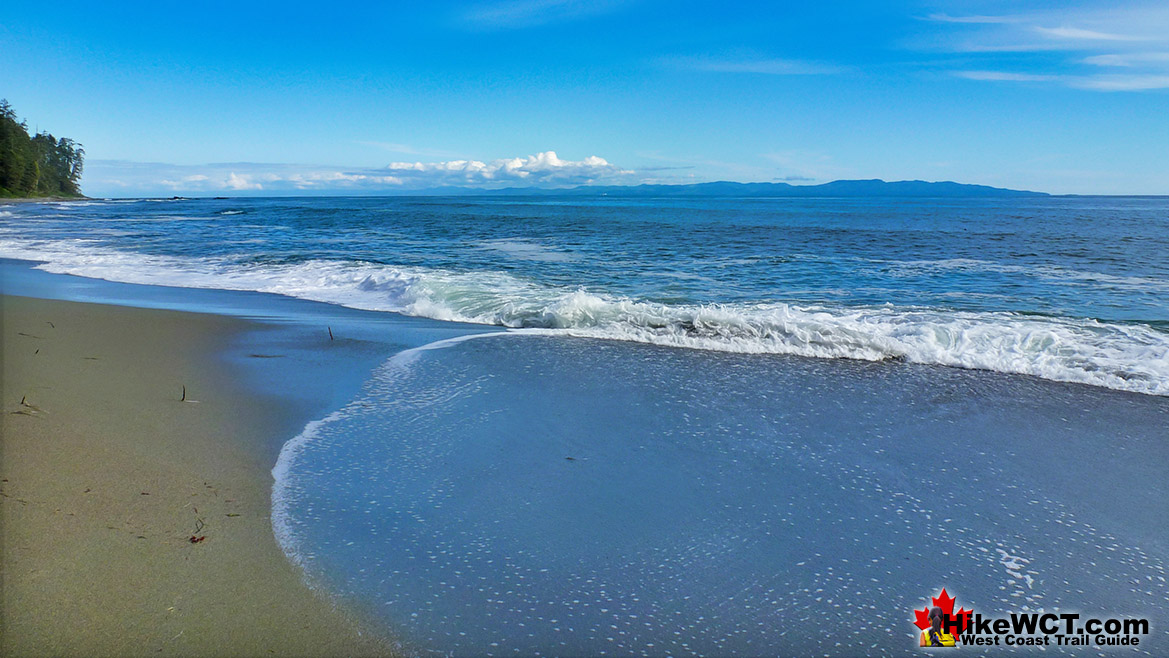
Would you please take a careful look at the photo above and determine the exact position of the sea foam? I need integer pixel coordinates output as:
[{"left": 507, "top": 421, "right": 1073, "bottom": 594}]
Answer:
[
  {"left": 2, "top": 236, "right": 1167, "bottom": 396},
  {"left": 270, "top": 331, "right": 510, "bottom": 577}
]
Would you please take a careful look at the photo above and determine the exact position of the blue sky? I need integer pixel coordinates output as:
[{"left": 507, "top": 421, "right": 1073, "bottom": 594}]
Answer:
[{"left": 3, "top": 0, "right": 1167, "bottom": 195}]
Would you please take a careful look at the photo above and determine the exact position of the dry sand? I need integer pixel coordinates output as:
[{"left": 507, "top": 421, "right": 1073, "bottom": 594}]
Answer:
[{"left": 1, "top": 295, "right": 394, "bottom": 656}]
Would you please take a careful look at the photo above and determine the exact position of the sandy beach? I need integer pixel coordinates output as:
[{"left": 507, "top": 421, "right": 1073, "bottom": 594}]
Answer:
[{"left": 1, "top": 295, "right": 393, "bottom": 656}]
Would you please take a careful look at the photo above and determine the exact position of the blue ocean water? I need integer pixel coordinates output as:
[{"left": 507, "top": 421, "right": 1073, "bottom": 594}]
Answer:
[
  {"left": 3, "top": 195, "right": 1168, "bottom": 654},
  {"left": 3, "top": 196, "right": 1168, "bottom": 394}
]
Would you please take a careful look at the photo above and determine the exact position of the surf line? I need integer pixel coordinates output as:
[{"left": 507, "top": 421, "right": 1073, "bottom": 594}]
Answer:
[
  {"left": 376, "top": 330, "right": 517, "bottom": 372},
  {"left": 270, "top": 329, "right": 513, "bottom": 578}
]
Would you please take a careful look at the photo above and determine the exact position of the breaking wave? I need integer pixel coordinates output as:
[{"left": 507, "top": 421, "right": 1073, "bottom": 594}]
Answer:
[{"left": 2, "top": 237, "right": 1167, "bottom": 396}]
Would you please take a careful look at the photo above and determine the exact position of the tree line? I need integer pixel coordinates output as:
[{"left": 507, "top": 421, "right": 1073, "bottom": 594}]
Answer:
[{"left": 1, "top": 99, "right": 84, "bottom": 198}]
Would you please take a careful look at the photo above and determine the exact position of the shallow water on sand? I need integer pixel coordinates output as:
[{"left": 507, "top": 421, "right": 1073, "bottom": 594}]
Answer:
[{"left": 275, "top": 334, "right": 1169, "bottom": 656}]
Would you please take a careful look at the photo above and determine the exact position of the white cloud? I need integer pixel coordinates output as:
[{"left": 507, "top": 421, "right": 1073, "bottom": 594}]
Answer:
[
  {"left": 923, "top": 4, "right": 1169, "bottom": 92},
  {"left": 84, "top": 152, "right": 635, "bottom": 197},
  {"left": 225, "top": 172, "right": 263, "bottom": 191},
  {"left": 953, "top": 70, "right": 1169, "bottom": 91},
  {"left": 1033, "top": 26, "right": 1146, "bottom": 42},
  {"left": 383, "top": 151, "right": 633, "bottom": 186},
  {"left": 1070, "top": 74, "right": 1169, "bottom": 91},
  {"left": 927, "top": 5, "right": 1169, "bottom": 50},
  {"left": 1083, "top": 52, "right": 1169, "bottom": 67}
]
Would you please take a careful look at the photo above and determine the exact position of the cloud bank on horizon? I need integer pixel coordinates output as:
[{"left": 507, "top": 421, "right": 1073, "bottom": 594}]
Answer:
[{"left": 88, "top": 152, "right": 635, "bottom": 196}]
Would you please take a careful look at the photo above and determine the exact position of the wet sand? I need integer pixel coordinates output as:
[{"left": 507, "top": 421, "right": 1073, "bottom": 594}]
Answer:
[{"left": 1, "top": 295, "right": 393, "bottom": 656}]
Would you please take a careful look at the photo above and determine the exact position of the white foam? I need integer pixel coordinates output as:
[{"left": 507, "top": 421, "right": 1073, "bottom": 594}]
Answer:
[
  {"left": 270, "top": 331, "right": 508, "bottom": 575},
  {"left": 270, "top": 409, "right": 349, "bottom": 573},
  {"left": 3, "top": 236, "right": 1168, "bottom": 396}
]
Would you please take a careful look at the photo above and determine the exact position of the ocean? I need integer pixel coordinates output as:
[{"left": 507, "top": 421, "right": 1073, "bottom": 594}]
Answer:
[{"left": 2, "top": 195, "right": 1167, "bottom": 655}]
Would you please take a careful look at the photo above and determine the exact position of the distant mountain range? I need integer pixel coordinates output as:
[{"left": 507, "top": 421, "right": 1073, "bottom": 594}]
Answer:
[{"left": 410, "top": 179, "right": 1047, "bottom": 198}]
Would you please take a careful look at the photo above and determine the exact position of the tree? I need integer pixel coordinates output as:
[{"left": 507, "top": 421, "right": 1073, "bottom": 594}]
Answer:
[{"left": 0, "top": 99, "right": 84, "bottom": 198}]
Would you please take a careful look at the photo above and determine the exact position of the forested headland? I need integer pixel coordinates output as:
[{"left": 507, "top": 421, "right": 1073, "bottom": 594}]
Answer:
[{"left": 1, "top": 99, "right": 84, "bottom": 198}]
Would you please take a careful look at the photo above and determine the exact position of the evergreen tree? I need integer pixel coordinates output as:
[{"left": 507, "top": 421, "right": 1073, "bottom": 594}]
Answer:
[{"left": 0, "top": 99, "right": 84, "bottom": 198}]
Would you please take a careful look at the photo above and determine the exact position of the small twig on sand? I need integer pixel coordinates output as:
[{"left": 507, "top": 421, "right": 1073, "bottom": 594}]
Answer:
[
  {"left": 11, "top": 396, "right": 44, "bottom": 417},
  {"left": 178, "top": 385, "right": 200, "bottom": 404}
]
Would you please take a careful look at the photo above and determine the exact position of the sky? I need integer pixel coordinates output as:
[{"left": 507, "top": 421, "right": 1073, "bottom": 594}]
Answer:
[{"left": 2, "top": 0, "right": 1168, "bottom": 196}]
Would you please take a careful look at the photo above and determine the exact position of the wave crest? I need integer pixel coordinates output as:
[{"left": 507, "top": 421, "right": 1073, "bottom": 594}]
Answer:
[{"left": 3, "top": 237, "right": 1167, "bottom": 395}]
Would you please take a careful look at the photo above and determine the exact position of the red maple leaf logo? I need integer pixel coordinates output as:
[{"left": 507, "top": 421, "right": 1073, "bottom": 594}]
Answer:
[{"left": 913, "top": 588, "right": 970, "bottom": 634}]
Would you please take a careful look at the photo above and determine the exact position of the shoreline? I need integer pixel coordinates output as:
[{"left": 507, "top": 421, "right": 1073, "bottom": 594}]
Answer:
[
  {"left": 0, "top": 196, "right": 89, "bottom": 204},
  {"left": 1, "top": 294, "right": 395, "bottom": 656}
]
